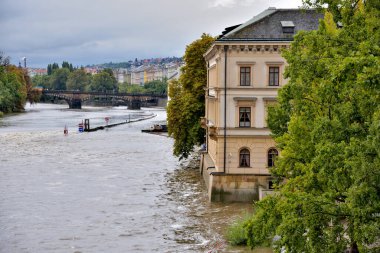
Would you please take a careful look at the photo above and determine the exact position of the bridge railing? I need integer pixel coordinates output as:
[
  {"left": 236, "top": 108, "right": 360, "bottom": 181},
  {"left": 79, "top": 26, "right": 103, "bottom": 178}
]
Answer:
[{"left": 42, "top": 90, "right": 167, "bottom": 98}]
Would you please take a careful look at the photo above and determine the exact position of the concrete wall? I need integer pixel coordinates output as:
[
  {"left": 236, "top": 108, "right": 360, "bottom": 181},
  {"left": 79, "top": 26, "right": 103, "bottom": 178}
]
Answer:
[{"left": 210, "top": 174, "right": 272, "bottom": 202}]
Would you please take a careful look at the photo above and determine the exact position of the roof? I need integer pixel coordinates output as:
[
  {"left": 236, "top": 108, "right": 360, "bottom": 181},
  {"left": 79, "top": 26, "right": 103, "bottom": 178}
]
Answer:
[
  {"left": 222, "top": 8, "right": 277, "bottom": 38},
  {"left": 217, "top": 24, "right": 242, "bottom": 39},
  {"left": 281, "top": 21, "right": 295, "bottom": 27},
  {"left": 217, "top": 7, "right": 323, "bottom": 42}
]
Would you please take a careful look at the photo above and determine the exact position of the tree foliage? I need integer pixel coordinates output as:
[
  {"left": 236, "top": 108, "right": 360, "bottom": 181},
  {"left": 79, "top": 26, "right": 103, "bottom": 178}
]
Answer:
[
  {"left": 119, "top": 79, "right": 168, "bottom": 94},
  {"left": 87, "top": 69, "right": 117, "bottom": 92},
  {"left": 0, "top": 53, "right": 35, "bottom": 114},
  {"left": 31, "top": 75, "right": 51, "bottom": 89},
  {"left": 118, "top": 83, "right": 145, "bottom": 93},
  {"left": 167, "top": 33, "right": 215, "bottom": 159},
  {"left": 244, "top": 1, "right": 380, "bottom": 252},
  {"left": 50, "top": 68, "right": 70, "bottom": 90},
  {"left": 47, "top": 63, "right": 59, "bottom": 75},
  {"left": 143, "top": 79, "right": 168, "bottom": 94},
  {"left": 61, "top": 61, "right": 74, "bottom": 72},
  {"left": 66, "top": 69, "right": 89, "bottom": 91}
]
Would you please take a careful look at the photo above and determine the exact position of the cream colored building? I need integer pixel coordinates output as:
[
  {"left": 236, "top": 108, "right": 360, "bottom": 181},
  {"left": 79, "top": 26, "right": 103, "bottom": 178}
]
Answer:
[
  {"left": 200, "top": 7, "right": 323, "bottom": 202},
  {"left": 130, "top": 64, "right": 182, "bottom": 85}
]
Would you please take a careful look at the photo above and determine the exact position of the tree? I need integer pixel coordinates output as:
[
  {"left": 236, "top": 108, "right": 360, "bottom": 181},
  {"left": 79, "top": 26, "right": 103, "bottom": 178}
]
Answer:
[
  {"left": 144, "top": 79, "right": 168, "bottom": 94},
  {"left": 87, "top": 69, "right": 117, "bottom": 92},
  {"left": 50, "top": 68, "right": 70, "bottom": 90},
  {"left": 118, "top": 83, "right": 145, "bottom": 93},
  {"left": 62, "top": 61, "right": 74, "bottom": 72},
  {"left": 0, "top": 53, "right": 28, "bottom": 113},
  {"left": 102, "top": 68, "right": 114, "bottom": 77},
  {"left": 32, "top": 75, "right": 51, "bottom": 89},
  {"left": 0, "top": 66, "right": 26, "bottom": 113},
  {"left": 66, "top": 69, "right": 89, "bottom": 91},
  {"left": 244, "top": 1, "right": 380, "bottom": 252},
  {"left": 167, "top": 33, "right": 215, "bottom": 159},
  {"left": 47, "top": 64, "right": 52, "bottom": 75}
]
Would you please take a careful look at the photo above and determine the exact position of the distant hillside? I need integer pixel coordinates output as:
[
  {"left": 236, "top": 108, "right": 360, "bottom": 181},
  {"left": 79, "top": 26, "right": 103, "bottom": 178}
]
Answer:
[{"left": 87, "top": 56, "right": 183, "bottom": 69}]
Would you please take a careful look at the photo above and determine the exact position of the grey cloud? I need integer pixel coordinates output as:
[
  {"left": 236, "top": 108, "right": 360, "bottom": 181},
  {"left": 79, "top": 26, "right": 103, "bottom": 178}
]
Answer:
[{"left": 0, "top": 0, "right": 302, "bottom": 67}]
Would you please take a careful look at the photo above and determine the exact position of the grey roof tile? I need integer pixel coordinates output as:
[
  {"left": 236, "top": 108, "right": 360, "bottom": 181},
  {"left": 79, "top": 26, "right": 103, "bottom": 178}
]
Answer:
[{"left": 218, "top": 8, "right": 323, "bottom": 42}]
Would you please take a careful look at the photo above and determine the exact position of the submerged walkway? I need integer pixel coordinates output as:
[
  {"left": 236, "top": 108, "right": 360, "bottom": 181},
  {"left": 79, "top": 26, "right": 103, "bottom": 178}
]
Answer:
[{"left": 84, "top": 114, "right": 157, "bottom": 132}]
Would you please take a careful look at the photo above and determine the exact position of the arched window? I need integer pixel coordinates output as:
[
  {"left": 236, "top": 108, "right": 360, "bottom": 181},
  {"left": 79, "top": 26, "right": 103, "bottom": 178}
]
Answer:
[
  {"left": 268, "top": 148, "right": 278, "bottom": 167},
  {"left": 239, "top": 148, "right": 250, "bottom": 167}
]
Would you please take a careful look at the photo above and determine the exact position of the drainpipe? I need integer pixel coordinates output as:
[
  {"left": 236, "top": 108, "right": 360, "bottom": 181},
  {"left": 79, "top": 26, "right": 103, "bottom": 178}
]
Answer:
[
  {"left": 206, "top": 62, "right": 209, "bottom": 153},
  {"left": 223, "top": 45, "right": 228, "bottom": 174}
]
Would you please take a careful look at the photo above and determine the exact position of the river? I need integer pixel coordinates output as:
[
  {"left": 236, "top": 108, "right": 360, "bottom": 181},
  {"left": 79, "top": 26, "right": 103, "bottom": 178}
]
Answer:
[{"left": 0, "top": 103, "right": 265, "bottom": 253}]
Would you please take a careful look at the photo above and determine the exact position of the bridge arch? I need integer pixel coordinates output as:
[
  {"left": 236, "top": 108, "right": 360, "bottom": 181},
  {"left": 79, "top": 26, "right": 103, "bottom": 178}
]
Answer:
[{"left": 42, "top": 90, "right": 167, "bottom": 110}]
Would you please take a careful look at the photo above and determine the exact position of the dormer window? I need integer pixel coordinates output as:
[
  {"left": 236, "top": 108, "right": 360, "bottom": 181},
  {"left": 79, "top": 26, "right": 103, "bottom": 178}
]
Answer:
[{"left": 281, "top": 21, "right": 295, "bottom": 34}]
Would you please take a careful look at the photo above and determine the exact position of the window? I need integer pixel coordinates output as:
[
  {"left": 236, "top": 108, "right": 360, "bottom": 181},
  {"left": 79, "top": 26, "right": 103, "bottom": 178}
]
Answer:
[
  {"left": 239, "top": 107, "right": 251, "bottom": 127},
  {"left": 282, "top": 27, "right": 295, "bottom": 33},
  {"left": 281, "top": 21, "right": 295, "bottom": 34},
  {"left": 240, "top": 67, "right": 250, "bottom": 86},
  {"left": 239, "top": 148, "right": 250, "bottom": 167},
  {"left": 269, "top": 67, "right": 279, "bottom": 86},
  {"left": 268, "top": 148, "right": 279, "bottom": 167}
]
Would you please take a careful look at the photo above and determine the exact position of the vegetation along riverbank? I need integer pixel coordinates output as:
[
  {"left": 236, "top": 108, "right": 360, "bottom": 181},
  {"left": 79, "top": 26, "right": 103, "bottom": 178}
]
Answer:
[
  {"left": 166, "top": 1, "right": 380, "bottom": 252},
  {"left": 0, "top": 53, "right": 40, "bottom": 116},
  {"left": 224, "top": 2, "right": 380, "bottom": 253}
]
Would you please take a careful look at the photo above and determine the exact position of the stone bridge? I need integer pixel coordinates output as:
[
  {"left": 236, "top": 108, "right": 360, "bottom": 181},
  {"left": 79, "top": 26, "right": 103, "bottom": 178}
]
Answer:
[{"left": 42, "top": 90, "right": 167, "bottom": 109}]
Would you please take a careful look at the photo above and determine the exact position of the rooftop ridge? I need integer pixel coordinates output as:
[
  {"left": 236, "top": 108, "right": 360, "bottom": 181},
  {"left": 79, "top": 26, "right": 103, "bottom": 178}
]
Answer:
[{"left": 218, "top": 7, "right": 321, "bottom": 41}]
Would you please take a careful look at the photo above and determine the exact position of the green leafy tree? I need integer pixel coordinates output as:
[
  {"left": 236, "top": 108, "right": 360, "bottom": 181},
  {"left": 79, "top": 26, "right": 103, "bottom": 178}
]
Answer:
[
  {"left": 0, "top": 67, "right": 25, "bottom": 113},
  {"left": 244, "top": 1, "right": 380, "bottom": 253},
  {"left": 61, "top": 61, "right": 74, "bottom": 72},
  {"left": 50, "top": 68, "right": 70, "bottom": 90},
  {"left": 66, "top": 69, "right": 89, "bottom": 91},
  {"left": 102, "top": 68, "right": 114, "bottom": 77},
  {"left": 0, "top": 53, "right": 29, "bottom": 113},
  {"left": 87, "top": 69, "right": 117, "bottom": 92},
  {"left": 47, "top": 64, "right": 52, "bottom": 75},
  {"left": 119, "top": 83, "right": 145, "bottom": 93},
  {"left": 144, "top": 78, "right": 167, "bottom": 94},
  {"left": 47, "top": 63, "right": 60, "bottom": 75},
  {"left": 32, "top": 75, "right": 51, "bottom": 89},
  {"left": 167, "top": 33, "right": 215, "bottom": 159}
]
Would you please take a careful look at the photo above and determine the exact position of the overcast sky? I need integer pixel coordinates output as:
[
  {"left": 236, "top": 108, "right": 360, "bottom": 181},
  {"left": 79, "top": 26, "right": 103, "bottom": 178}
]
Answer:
[{"left": 0, "top": 0, "right": 303, "bottom": 68}]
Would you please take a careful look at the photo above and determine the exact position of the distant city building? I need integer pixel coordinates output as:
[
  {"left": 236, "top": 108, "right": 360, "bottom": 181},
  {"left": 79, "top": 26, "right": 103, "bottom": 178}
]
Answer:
[
  {"left": 113, "top": 68, "right": 130, "bottom": 83},
  {"left": 27, "top": 68, "right": 47, "bottom": 77},
  {"left": 130, "top": 62, "right": 183, "bottom": 85},
  {"left": 84, "top": 67, "right": 100, "bottom": 75}
]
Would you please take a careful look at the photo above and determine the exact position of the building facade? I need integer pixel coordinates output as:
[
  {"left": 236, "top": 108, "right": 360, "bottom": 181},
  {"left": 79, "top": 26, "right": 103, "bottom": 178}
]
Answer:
[
  {"left": 130, "top": 63, "right": 183, "bottom": 85},
  {"left": 200, "top": 7, "right": 323, "bottom": 202}
]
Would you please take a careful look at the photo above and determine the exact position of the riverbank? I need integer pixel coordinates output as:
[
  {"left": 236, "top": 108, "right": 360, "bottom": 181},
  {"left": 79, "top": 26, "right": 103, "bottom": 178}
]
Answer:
[{"left": 171, "top": 153, "right": 274, "bottom": 253}]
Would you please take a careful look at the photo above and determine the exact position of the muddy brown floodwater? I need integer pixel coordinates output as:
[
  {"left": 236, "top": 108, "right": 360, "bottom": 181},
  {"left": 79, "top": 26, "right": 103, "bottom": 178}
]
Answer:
[{"left": 0, "top": 103, "right": 271, "bottom": 253}]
